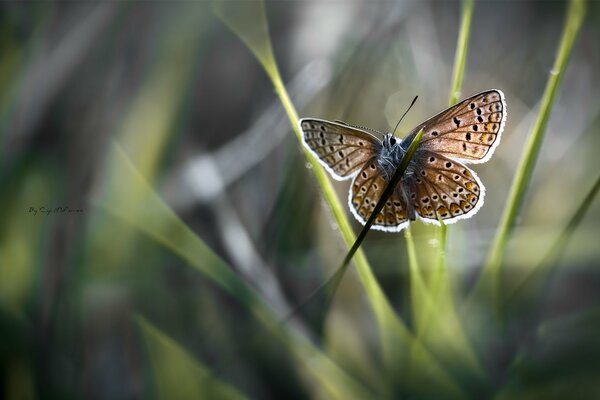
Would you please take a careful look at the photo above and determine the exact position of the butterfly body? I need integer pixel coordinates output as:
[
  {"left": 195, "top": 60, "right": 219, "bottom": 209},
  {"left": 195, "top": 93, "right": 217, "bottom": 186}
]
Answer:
[
  {"left": 300, "top": 90, "right": 506, "bottom": 232},
  {"left": 378, "top": 133, "right": 406, "bottom": 180}
]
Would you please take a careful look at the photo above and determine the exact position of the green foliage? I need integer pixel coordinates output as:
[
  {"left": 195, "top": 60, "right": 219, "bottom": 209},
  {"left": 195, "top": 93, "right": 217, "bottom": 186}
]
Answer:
[{"left": 0, "top": 0, "right": 597, "bottom": 399}]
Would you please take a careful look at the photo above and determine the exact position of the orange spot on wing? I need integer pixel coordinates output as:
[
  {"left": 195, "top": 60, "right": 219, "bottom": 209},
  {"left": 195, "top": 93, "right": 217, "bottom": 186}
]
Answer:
[
  {"left": 450, "top": 204, "right": 461, "bottom": 215},
  {"left": 437, "top": 206, "right": 449, "bottom": 218}
]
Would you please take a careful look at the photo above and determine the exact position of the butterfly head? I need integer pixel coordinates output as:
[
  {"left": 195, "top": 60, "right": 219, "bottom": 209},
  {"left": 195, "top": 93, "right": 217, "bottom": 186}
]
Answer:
[{"left": 382, "top": 133, "right": 399, "bottom": 149}]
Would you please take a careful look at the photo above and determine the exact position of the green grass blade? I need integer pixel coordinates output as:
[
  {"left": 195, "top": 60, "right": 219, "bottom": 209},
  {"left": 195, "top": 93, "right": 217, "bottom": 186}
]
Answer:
[
  {"left": 448, "top": 0, "right": 475, "bottom": 105},
  {"left": 405, "top": 227, "right": 424, "bottom": 330},
  {"left": 504, "top": 173, "right": 600, "bottom": 309},
  {"left": 406, "top": 226, "right": 486, "bottom": 386},
  {"left": 213, "top": 0, "right": 365, "bottom": 275},
  {"left": 138, "top": 317, "right": 249, "bottom": 400},
  {"left": 213, "top": 0, "right": 369, "bottom": 308},
  {"left": 475, "top": 0, "right": 587, "bottom": 308},
  {"left": 96, "top": 142, "right": 376, "bottom": 400},
  {"left": 213, "top": 0, "right": 277, "bottom": 80},
  {"left": 83, "top": 7, "right": 205, "bottom": 278}
]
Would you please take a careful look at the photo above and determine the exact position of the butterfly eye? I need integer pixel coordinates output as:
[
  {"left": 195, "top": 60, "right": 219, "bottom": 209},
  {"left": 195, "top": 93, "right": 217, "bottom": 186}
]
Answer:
[{"left": 389, "top": 137, "right": 396, "bottom": 146}]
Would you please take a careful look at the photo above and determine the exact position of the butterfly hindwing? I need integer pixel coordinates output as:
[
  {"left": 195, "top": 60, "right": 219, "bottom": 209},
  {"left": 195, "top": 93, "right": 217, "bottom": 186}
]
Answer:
[
  {"left": 348, "top": 160, "right": 409, "bottom": 231},
  {"left": 403, "top": 150, "right": 484, "bottom": 224},
  {"left": 404, "top": 90, "right": 506, "bottom": 164},
  {"left": 300, "top": 119, "right": 380, "bottom": 180}
]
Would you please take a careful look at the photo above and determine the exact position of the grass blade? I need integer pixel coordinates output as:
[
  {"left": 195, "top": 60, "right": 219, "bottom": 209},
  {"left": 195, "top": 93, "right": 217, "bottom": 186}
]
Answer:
[
  {"left": 406, "top": 224, "right": 486, "bottom": 388},
  {"left": 96, "top": 142, "right": 376, "bottom": 399},
  {"left": 138, "top": 317, "right": 249, "bottom": 400},
  {"left": 475, "top": 0, "right": 587, "bottom": 309},
  {"left": 504, "top": 173, "right": 600, "bottom": 309},
  {"left": 448, "top": 0, "right": 475, "bottom": 105}
]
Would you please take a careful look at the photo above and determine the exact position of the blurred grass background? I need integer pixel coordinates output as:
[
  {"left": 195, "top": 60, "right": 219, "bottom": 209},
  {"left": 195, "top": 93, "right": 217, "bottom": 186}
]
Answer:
[{"left": 1, "top": 1, "right": 599, "bottom": 399}]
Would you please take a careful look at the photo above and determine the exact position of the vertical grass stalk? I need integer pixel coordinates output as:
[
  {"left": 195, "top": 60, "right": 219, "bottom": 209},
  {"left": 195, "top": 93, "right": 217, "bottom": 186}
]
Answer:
[
  {"left": 504, "top": 173, "right": 600, "bottom": 308},
  {"left": 449, "top": 0, "right": 475, "bottom": 106},
  {"left": 406, "top": 0, "right": 486, "bottom": 383},
  {"left": 476, "top": 0, "right": 587, "bottom": 308}
]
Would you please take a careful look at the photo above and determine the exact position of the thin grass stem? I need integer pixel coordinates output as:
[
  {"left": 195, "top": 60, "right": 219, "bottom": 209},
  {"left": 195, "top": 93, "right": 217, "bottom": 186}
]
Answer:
[
  {"left": 475, "top": 0, "right": 587, "bottom": 309},
  {"left": 504, "top": 173, "right": 600, "bottom": 309},
  {"left": 448, "top": 0, "right": 475, "bottom": 106}
]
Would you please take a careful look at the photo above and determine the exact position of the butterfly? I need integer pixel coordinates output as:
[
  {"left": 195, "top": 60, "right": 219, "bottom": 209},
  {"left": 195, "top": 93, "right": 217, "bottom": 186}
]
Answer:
[{"left": 299, "top": 89, "right": 506, "bottom": 232}]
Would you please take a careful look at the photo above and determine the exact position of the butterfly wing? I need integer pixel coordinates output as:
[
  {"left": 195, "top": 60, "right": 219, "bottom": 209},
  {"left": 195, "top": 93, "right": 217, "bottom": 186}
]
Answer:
[
  {"left": 300, "top": 119, "right": 381, "bottom": 180},
  {"left": 403, "top": 150, "right": 484, "bottom": 224},
  {"left": 348, "top": 160, "right": 409, "bottom": 231},
  {"left": 403, "top": 90, "right": 506, "bottom": 164}
]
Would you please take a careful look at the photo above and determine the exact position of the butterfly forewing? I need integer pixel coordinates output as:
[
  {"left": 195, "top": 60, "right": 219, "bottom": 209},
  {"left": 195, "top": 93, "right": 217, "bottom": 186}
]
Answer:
[
  {"left": 349, "top": 160, "right": 409, "bottom": 231},
  {"left": 404, "top": 150, "right": 484, "bottom": 223},
  {"left": 300, "top": 119, "right": 380, "bottom": 180},
  {"left": 406, "top": 90, "right": 506, "bottom": 163}
]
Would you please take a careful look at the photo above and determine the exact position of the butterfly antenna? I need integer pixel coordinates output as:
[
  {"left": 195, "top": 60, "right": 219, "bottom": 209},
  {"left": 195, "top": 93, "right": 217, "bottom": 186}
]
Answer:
[{"left": 392, "top": 95, "right": 418, "bottom": 135}]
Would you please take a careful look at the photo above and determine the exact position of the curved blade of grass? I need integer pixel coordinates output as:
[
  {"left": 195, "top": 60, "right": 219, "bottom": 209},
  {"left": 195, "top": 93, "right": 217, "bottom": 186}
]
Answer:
[
  {"left": 96, "top": 142, "right": 376, "bottom": 400},
  {"left": 212, "top": 0, "right": 364, "bottom": 281},
  {"left": 138, "top": 316, "right": 249, "bottom": 400},
  {"left": 84, "top": 5, "right": 207, "bottom": 278},
  {"left": 474, "top": 0, "right": 587, "bottom": 309},
  {"left": 213, "top": 0, "right": 373, "bottom": 319},
  {"left": 213, "top": 2, "right": 466, "bottom": 397},
  {"left": 504, "top": 173, "right": 600, "bottom": 310},
  {"left": 213, "top": 0, "right": 388, "bottom": 355}
]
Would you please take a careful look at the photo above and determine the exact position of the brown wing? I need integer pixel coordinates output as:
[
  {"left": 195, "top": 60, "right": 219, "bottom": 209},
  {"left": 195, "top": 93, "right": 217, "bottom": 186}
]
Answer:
[
  {"left": 300, "top": 119, "right": 380, "bottom": 180},
  {"left": 403, "top": 90, "right": 506, "bottom": 164},
  {"left": 402, "top": 150, "right": 484, "bottom": 224},
  {"left": 348, "top": 159, "right": 409, "bottom": 232}
]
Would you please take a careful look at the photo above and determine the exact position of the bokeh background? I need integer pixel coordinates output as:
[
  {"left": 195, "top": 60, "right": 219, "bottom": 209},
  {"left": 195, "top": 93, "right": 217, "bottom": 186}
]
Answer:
[{"left": 1, "top": 1, "right": 599, "bottom": 399}]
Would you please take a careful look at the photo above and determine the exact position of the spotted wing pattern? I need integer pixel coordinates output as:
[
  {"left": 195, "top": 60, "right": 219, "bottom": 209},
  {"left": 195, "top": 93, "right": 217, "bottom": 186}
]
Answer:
[
  {"left": 348, "top": 159, "right": 409, "bottom": 231},
  {"left": 300, "top": 119, "right": 380, "bottom": 180},
  {"left": 405, "top": 90, "right": 506, "bottom": 164},
  {"left": 402, "top": 150, "right": 484, "bottom": 224}
]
